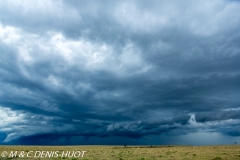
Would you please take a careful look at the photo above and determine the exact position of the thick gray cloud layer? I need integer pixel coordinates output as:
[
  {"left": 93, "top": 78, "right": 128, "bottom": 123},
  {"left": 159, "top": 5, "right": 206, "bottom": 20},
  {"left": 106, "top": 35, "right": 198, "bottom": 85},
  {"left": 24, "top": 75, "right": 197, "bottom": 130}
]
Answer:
[{"left": 0, "top": 0, "right": 240, "bottom": 144}]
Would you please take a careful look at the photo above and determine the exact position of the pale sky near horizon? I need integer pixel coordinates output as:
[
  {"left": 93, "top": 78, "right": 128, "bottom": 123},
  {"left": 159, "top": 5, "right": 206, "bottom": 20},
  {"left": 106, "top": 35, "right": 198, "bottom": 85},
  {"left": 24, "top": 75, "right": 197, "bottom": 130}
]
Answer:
[{"left": 0, "top": 0, "right": 240, "bottom": 145}]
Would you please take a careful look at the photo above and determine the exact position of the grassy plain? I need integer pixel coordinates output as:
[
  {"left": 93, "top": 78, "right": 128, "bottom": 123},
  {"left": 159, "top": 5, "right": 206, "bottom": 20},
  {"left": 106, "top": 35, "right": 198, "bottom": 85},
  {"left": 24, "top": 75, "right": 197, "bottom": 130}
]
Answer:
[{"left": 0, "top": 145, "right": 240, "bottom": 160}]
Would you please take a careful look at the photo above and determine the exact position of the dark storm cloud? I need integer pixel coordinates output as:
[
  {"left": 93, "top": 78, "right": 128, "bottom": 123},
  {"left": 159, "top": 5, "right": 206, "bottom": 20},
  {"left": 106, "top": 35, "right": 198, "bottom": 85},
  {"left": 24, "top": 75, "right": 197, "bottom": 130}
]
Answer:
[
  {"left": 0, "top": 0, "right": 240, "bottom": 144},
  {"left": 195, "top": 110, "right": 240, "bottom": 122}
]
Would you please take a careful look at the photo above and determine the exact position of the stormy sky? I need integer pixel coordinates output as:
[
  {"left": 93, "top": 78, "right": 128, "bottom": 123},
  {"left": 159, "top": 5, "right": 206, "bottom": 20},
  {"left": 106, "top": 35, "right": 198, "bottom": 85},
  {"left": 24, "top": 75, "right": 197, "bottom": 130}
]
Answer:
[{"left": 0, "top": 0, "right": 240, "bottom": 145}]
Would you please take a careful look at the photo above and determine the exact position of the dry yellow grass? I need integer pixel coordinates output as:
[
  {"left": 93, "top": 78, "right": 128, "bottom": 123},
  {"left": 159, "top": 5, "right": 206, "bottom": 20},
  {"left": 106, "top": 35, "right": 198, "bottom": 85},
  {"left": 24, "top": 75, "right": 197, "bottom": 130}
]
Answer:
[{"left": 0, "top": 145, "right": 240, "bottom": 160}]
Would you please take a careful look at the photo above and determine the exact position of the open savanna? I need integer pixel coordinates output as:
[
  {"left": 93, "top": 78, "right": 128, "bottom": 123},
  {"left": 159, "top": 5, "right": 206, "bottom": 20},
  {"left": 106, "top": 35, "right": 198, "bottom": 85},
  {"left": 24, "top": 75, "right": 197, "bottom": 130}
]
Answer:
[{"left": 0, "top": 145, "right": 240, "bottom": 160}]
